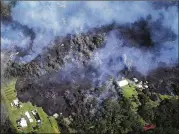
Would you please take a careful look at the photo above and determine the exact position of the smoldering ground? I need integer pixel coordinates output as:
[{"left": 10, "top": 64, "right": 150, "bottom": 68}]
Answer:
[
  {"left": 1, "top": 1, "right": 178, "bottom": 65},
  {"left": 1, "top": 1, "right": 179, "bottom": 118},
  {"left": 15, "top": 23, "right": 178, "bottom": 116}
]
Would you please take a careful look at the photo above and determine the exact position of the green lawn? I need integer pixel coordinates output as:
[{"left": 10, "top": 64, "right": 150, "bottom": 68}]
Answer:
[
  {"left": 121, "top": 85, "right": 137, "bottom": 99},
  {"left": 121, "top": 84, "right": 139, "bottom": 111},
  {"left": 121, "top": 84, "right": 146, "bottom": 125},
  {"left": 1, "top": 78, "right": 60, "bottom": 134},
  {"left": 159, "top": 94, "right": 178, "bottom": 100}
]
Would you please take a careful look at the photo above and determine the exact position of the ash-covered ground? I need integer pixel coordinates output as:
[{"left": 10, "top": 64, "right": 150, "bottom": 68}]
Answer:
[
  {"left": 1, "top": 1, "right": 179, "bottom": 134},
  {"left": 5, "top": 19, "right": 179, "bottom": 116}
]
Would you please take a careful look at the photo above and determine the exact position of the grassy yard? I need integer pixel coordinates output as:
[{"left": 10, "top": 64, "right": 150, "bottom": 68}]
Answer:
[
  {"left": 121, "top": 84, "right": 140, "bottom": 110},
  {"left": 121, "top": 84, "right": 146, "bottom": 125},
  {"left": 1, "top": 78, "right": 60, "bottom": 133},
  {"left": 121, "top": 85, "right": 137, "bottom": 99},
  {"left": 120, "top": 81, "right": 179, "bottom": 126},
  {"left": 159, "top": 94, "right": 179, "bottom": 100}
]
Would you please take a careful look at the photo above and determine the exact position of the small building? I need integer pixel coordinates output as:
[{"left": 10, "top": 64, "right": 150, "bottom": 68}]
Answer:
[
  {"left": 12, "top": 99, "right": 21, "bottom": 107},
  {"left": 12, "top": 99, "right": 22, "bottom": 108},
  {"left": 143, "top": 124, "right": 156, "bottom": 131},
  {"left": 144, "top": 85, "right": 148, "bottom": 89},
  {"left": 10, "top": 103, "right": 14, "bottom": 107},
  {"left": 136, "top": 81, "right": 144, "bottom": 89},
  {"left": 13, "top": 99, "right": 19, "bottom": 106},
  {"left": 117, "top": 79, "right": 129, "bottom": 87},
  {"left": 18, "top": 118, "right": 27, "bottom": 128},
  {"left": 53, "top": 113, "right": 59, "bottom": 119},
  {"left": 137, "top": 84, "right": 143, "bottom": 89},
  {"left": 25, "top": 111, "right": 33, "bottom": 123},
  {"left": 133, "top": 78, "right": 138, "bottom": 83},
  {"left": 31, "top": 110, "right": 41, "bottom": 123}
]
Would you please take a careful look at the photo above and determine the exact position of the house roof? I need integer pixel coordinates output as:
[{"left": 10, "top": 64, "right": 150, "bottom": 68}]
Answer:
[
  {"left": 53, "top": 113, "right": 59, "bottom": 118},
  {"left": 25, "top": 111, "right": 31, "bottom": 118},
  {"left": 133, "top": 78, "right": 138, "bottom": 82},
  {"left": 117, "top": 79, "right": 129, "bottom": 87},
  {"left": 25, "top": 111, "right": 33, "bottom": 122},
  {"left": 143, "top": 124, "right": 156, "bottom": 131},
  {"left": 13, "top": 99, "right": 19, "bottom": 105},
  {"left": 20, "top": 118, "right": 27, "bottom": 127}
]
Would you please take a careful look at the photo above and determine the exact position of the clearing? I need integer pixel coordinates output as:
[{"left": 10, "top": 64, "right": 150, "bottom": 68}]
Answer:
[{"left": 1, "top": 78, "right": 60, "bottom": 133}]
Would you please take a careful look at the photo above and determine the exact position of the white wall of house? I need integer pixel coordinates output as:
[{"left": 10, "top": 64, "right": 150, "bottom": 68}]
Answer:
[
  {"left": 20, "top": 118, "right": 27, "bottom": 127},
  {"left": 117, "top": 80, "right": 129, "bottom": 87},
  {"left": 25, "top": 111, "right": 33, "bottom": 122}
]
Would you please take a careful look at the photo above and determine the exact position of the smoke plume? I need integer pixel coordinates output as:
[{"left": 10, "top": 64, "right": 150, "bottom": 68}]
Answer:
[{"left": 1, "top": 1, "right": 178, "bottom": 81}]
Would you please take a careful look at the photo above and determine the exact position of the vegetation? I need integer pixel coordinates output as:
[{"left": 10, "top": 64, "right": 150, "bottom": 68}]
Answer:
[
  {"left": 1, "top": 79, "right": 60, "bottom": 134},
  {"left": 152, "top": 99, "right": 179, "bottom": 134},
  {"left": 58, "top": 82, "right": 179, "bottom": 134},
  {"left": 121, "top": 85, "right": 137, "bottom": 99},
  {"left": 2, "top": 78, "right": 178, "bottom": 134},
  {"left": 66, "top": 97, "right": 143, "bottom": 134}
]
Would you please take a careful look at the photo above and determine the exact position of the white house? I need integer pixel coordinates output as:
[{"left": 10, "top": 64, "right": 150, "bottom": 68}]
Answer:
[
  {"left": 133, "top": 78, "right": 138, "bottom": 83},
  {"left": 144, "top": 85, "right": 148, "bottom": 89},
  {"left": 13, "top": 99, "right": 19, "bottom": 107},
  {"left": 10, "top": 103, "right": 14, "bottom": 107},
  {"left": 53, "top": 113, "right": 59, "bottom": 118},
  {"left": 31, "top": 110, "right": 36, "bottom": 115},
  {"left": 25, "top": 111, "right": 33, "bottom": 123},
  {"left": 137, "top": 84, "right": 143, "bottom": 89},
  {"left": 117, "top": 79, "right": 129, "bottom": 87},
  {"left": 19, "top": 118, "right": 27, "bottom": 128},
  {"left": 31, "top": 110, "right": 41, "bottom": 123}
]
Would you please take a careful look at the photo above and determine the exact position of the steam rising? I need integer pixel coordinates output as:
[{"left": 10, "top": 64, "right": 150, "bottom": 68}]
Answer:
[{"left": 1, "top": 1, "right": 178, "bottom": 79}]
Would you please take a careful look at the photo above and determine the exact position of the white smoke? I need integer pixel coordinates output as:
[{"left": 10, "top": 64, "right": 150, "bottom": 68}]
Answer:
[
  {"left": 1, "top": 1, "right": 178, "bottom": 77},
  {"left": 1, "top": 23, "right": 31, "bottom": 50},
  {"left": 91, "top": 31, "right": 177, "bottom": 78}
]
